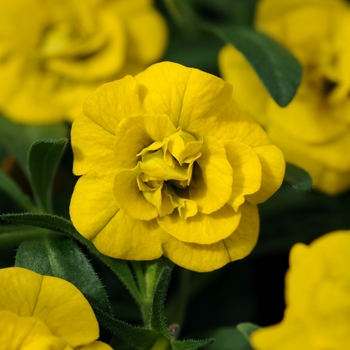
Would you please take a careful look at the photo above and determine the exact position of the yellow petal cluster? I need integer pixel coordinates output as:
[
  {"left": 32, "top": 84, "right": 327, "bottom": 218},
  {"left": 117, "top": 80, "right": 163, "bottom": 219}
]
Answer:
[
  {"left": 219, "top": 0, "right": 350, "bottom": 195},
  {"left": 0, "top": 267, "right": 111, "bottom": 349},
  {"left": 0, "top": 0, "right": 167, "bottom": 124},
  {"left": 70, "top": 61, "right": 285, "bottom": 272},
  {"left": 251, "top": 230, "right": 350, "bottom": 350}
]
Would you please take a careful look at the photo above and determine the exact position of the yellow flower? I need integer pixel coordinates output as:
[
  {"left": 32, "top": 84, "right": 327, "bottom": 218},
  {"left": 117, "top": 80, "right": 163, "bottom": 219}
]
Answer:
[
  {"left": 219, "top": 0, "right": 350, "bottom": 195},
  {"left": 0, "top": 267, "right": 112, "bottom": 349},
  {"left": 250, "top": 230, "right": 350, "bottom": 350},
  {"left": 69, "top": 61, "right": 285, "bottom": 272},
  {"left": 0, "top": 0, "right": 167, "bottom": 124}
]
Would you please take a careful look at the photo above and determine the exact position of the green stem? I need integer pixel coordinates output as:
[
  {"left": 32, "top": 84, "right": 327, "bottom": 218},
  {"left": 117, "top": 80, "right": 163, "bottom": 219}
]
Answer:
[
  {"left": 132, "top": 261, "right": 147, "bottom": 296},
  {"left": 132, "top": 260, "right": 168, "bottom": 326}
]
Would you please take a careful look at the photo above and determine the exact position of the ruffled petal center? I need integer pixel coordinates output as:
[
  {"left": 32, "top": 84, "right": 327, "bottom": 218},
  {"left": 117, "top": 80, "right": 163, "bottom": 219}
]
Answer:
[{"left": 136, "top": 128, "right": 202, "bottom": 220}]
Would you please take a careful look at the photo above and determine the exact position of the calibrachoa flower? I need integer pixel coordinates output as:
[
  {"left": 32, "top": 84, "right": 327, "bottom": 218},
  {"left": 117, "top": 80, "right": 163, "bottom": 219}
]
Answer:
[
  {"left": 251, "top": 230, "right": 350, "bottom": 350},
  {"left": 70, "top": 61, "right": 285, "bottom": 272},
  {"left": 0, "top": 267, "right": 111, "bottom": 349},
  {"left": 0, "top": 0, "right": 167, "bottom": 124},
  {"left": 219, "top": 0, "right": 350, "bottom": 195}
]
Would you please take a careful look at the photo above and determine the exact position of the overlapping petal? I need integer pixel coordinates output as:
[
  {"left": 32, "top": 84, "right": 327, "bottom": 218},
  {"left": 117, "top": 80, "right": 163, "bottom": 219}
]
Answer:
[
  {"left": 70, "top": 172, "right": 119, "bottom": 239},
  {"left": 188, "top": 136, "right": 233, "bottom": 214},
  {"left": 161, "top": 202, "right": 259, "bottom": 272},
  {"left": 0, "top": 311, "right": 70, "bottom": 350},
  {"left": 135, "top": 62, "right": 234, "bottom": 129},
  {"left": 158, "top": 204, "right": 242, "bottom": 245},
  {"left": 113, "top": 114, "right": 177, "bottom": 170},
  {"left": 0, "top": 267, "right": 111, "bottom": 349},
  {"left": 91, "top": 211, "right": 164, "bottom": 261}
]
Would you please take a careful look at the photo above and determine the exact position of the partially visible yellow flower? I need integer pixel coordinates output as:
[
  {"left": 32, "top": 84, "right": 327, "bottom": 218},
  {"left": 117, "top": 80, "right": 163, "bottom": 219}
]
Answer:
[
  {"left": 0, "top": 267, "right": 111, "bottom": 349},
  {"left": 251, "top": 230, "right": 350, "bottom": 350},
  {"left": 219, "top": 0, "right": 350, "bottom": 195},
  {"left": 0, "top": 0, "right": 167, "bottom": 124},
  {"left": 69, "top": 61, "right": 285, "bottom": 272}
]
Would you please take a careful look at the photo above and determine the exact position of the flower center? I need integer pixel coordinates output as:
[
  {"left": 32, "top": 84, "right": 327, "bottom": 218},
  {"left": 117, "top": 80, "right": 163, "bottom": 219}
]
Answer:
[{"left": 136, "top": 129, "right": 203, "bottom": 219}]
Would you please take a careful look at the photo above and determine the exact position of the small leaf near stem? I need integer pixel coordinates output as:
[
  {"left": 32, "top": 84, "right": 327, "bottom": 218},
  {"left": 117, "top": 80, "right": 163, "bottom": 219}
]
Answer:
[
  {"left": 27, "top": 138, "right": 68, "bottom": 213},
  {"left": 284, "top": 163, "right": 313, "bottom": 192},
  {"left": 132, "top": 259, "right": 174, "bottom": 327}
]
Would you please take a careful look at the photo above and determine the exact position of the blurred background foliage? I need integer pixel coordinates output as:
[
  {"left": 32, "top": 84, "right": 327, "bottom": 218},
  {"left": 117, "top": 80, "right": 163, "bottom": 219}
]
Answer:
[{"left": 1, "top": 0, "right": 350, "bottom": 348}]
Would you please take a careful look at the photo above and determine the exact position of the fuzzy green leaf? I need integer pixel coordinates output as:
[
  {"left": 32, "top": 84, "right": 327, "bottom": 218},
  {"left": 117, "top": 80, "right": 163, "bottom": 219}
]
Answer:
[
  {"left": 27, "top": 138, "right": 68, "bottom": 212},
  {"left": 95, "top": 308, "right": 158, "bottom": 349},
  {"left": 0, "top": 170, "right": 37, "bottom": 211},
  {"left": 284, "top": 163, "right": 313, "bottom": 192},
  {"left": 15, "top": 236, "right": 112, "bottom": 316},
  {"left": 210, "top": 25, "right": 302, "bottom": 107},
  {"left": 1, "top": 212, "right": 141, "bottom": 302},
  {"left": 171, "top": 338, "right": 215, "bottom": 350},
  {"left": 150, "top": 267, "right": 172, "bottom": 336}
]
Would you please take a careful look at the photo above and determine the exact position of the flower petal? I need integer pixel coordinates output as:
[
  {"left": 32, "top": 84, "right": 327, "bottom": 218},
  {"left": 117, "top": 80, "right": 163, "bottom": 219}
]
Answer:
[
  {"left": 161, "top": 202, "right": 258, "bottom": 271},
  {"left": 250, "top": 319, "right": 312, "bottom": 350},
  {"left": 157, "top": 204, "right": 242, "bottom": 245},
  {"left": 91, "top": 210, "right": 164, "bottom": 260},
  {"left": 246, "top": 144, "right": 285, "bottom": 204},
  {"left": 219, "top": 44, "right": 270, "bottom": 126},
  {"left": 0, "top": 310, "right": 71, "bottom": 350},
  {"left": 189, "top": 136, "right": 233, "bottom": 214},
  {"left": 70, "top": 172, "right": 119, "bottom": 240},
  {"left": 83, "top": 76, "right": 142, "bottom": 134},
  {"left": 114, "top": 165, "right": 158, "bottom": 220},
  {"left": 0, "top": 267, "right": 99, "bottom": 347},
  {"left": 72, "top": 113, "right": 116, "bottom": 176},
  {"left": 224, "top": 140, "right": 262, "bottom": 210},
  {"left": 114, "top": 114, "right": 176, "bottom": 170},
  {"left": 268, "top": 124, "right": 350, "bottom": 194},
  {"left": 134, "top": 62, "right": 234, "bottom": 128},
  {"left": 123, "top": 5, "right": 168, "bottom": 65}
]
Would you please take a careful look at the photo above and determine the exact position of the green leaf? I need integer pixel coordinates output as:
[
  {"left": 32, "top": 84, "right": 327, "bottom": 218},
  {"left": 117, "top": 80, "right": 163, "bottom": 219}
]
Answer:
[
  {"left": 209, "top": 25, "right": 302, "bottom": 107},
  {"left": 0, "top": 114, "right": 68, "bottom": 175},
  {"left": 150, "top": 267, "right": 172, "bottom": 336},
  {"left": 198, "top": 327, "right": 253, "bottom": 350},
  {"left": 236, "top": 323, "right": 260, "bottom": 342},
  {"left": 95, "top": 308, "right": 158, "bottom": 349},
  {"left": 0, "top": 170, "right": 37, "bottom": 211},
  {"left": 284, "top": 163, "right": 313, "bottom": 192},
  {"left": 1, "top": 212, "right": 141, "bottom": 302},
  {"left": 171, "top": 338, "right": 214, "bottom": 350},
  {"left": 15, "top": 236, "right": 112, "bottom": 316},
  {"left": 27, "top": 138, "right": 68, "bottom": 212}
]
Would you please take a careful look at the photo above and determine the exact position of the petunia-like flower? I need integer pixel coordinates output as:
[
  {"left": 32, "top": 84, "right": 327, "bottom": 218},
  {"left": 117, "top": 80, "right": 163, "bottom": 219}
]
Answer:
[
  {"left": 219, "top": 0, "right": 350, "bottom": 195},
  {"left": 70, "top": 61, "right": 285, "bottom": 272},
  {"left": 250, "top": 230, "right": 350, "bottom": 350},
  {"left": 0, "top": 0, "right": 167, "bottom": 124},
  {"left": 0, "top": 267, "right": 111, "bottom": 349}
]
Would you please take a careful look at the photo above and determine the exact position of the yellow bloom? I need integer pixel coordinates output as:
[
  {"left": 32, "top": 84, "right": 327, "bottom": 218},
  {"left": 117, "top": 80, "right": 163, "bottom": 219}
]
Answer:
[
  {"left": 70, "top": 61, "right": 285, "bottom": 272},
  {"left": 251, "top": 230, "right": 350, "bottom": 350},
  {"left": 219, "top": 0, "right": 350, "bottom": 195},
  {"left": 0, "top": 0, "right": 167, "bottom": 124},
  {"left": 0, "top": 267, "right": 111, "bottom": 349}
]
